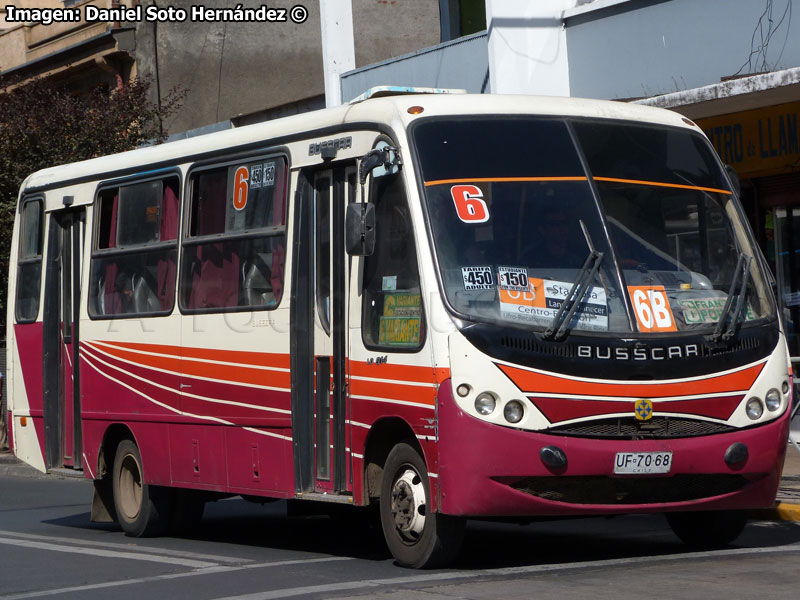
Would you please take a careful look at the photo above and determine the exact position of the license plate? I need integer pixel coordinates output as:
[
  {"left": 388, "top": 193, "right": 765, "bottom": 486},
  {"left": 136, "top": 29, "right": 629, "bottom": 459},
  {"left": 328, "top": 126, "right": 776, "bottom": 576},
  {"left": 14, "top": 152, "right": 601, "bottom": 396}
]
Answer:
[{"left": 614, "top": 451, "right": 672, "bottom": 474}]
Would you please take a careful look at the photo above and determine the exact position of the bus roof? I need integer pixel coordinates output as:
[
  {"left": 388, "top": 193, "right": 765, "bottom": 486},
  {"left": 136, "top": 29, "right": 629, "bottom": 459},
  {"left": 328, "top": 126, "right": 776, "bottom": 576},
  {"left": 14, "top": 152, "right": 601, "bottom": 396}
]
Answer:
[{"left": 21, "top": 93, "right": 696, "bottom": 194}]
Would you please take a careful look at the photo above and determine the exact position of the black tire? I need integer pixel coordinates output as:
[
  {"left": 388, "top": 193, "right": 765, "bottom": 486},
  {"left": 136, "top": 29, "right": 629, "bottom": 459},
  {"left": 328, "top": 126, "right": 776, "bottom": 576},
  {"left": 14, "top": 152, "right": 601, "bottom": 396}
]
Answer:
[
  {"left": 379, "top": 442, "right": 465, "bottom": 568},
  {"left": 666, "top": 510, "right": 748, "bottom": 548},
  {"left": 112, "top": 439, "right": 169, "bottom": 537}
]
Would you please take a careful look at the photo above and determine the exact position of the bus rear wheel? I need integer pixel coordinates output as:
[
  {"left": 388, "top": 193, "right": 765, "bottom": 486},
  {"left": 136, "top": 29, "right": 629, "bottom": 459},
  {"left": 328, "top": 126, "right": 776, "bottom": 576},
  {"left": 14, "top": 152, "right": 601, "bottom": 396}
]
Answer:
[
  {"left": 379, "top": 442, "right": 464, "bottom": 568},
  {"left": 666, "top": 510, "right": 747, "bottom": 548},
  {"left": 112, "top": 439, "right": 169, "bottom": 537}
]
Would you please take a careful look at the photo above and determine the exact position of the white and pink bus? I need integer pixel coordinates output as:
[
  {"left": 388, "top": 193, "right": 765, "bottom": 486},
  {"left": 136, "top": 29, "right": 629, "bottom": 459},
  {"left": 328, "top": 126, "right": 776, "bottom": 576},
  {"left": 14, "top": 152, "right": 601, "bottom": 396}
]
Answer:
[{"left": 5, "top": 89, "right": 793, "bottom": 567}]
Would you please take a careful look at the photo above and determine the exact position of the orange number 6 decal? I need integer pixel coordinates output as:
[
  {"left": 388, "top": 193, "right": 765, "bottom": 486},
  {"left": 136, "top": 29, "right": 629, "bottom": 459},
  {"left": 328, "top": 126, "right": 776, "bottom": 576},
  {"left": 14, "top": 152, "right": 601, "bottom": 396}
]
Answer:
[
  {"left": 451, "top": 184, "right": 489, "bottom": 223},
  {"left": 233, "top": 166, "right": 249, "bottom": 211}
]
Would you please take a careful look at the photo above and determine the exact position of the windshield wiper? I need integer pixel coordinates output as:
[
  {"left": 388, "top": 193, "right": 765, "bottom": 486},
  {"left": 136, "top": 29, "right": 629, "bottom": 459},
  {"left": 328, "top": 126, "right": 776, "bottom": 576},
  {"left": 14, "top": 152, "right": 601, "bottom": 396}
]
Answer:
[
  {"left": 543, "top": 248, "right": 604, "bottom": 341},
  {"left": 710, "top": 253, "right": 752, "bottom": 343}
]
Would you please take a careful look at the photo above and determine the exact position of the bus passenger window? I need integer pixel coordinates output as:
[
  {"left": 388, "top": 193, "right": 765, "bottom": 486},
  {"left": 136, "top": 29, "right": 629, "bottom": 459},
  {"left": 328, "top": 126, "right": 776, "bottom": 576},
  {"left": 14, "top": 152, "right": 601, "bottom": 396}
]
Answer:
[
  {"left": 180, "top": 156, "right": 288, "bottom": 312},
  {"left": 15, "top": 198, "right": 44, "bottom": 323},
  {"left": 362, "top": 173, "right": 425, "bottom": 350},
  {"left": 89, "top": 177, "right": 180, "bottom": 318},
  {"left": 180, "top": 155, "right": 288, "bottom": 312}
]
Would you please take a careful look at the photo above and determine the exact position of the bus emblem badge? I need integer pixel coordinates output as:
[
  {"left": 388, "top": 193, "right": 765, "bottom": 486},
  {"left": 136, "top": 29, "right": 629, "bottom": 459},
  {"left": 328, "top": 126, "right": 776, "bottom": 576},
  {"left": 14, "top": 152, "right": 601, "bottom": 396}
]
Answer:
[{"left": 635, "top": 399, "right": 653, "bottom": 421}]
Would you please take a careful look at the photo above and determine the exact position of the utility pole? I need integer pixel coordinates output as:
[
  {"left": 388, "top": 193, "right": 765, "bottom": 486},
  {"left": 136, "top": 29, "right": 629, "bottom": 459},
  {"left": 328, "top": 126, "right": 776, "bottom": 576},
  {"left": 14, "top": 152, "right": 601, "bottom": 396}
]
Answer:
[{"left": 319, "top": 0, "right": 356, "bottom": 107}]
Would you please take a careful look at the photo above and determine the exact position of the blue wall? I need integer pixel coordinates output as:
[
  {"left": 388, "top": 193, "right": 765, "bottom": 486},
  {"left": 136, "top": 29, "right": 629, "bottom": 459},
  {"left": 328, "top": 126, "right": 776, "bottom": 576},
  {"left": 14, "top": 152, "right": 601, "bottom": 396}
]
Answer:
[{"left": 567, "top": 0, "right": 800, "bottom": 100}]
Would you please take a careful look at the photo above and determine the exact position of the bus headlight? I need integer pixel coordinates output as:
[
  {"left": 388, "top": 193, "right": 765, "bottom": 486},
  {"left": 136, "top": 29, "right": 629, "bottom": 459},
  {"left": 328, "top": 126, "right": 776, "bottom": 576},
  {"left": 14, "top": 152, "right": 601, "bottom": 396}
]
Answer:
[
  {"left": 504, "top": 400, "right": 524, "bottom": 423},
  {"left": 746, "top": 397, "right": 764, "bottom": 420},
  {"left": 765, "top": 388, "right": 781, "bottom": 412},
  {"left": 475, "top": 392, "right": 496, "bottom": 415}
]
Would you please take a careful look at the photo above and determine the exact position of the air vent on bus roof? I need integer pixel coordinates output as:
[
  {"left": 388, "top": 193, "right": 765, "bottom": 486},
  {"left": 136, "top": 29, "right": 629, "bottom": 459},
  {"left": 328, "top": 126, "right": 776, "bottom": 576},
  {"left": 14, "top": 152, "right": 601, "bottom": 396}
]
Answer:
[{"left": 349, "top": 86, "right": 467, "bottom": 104}]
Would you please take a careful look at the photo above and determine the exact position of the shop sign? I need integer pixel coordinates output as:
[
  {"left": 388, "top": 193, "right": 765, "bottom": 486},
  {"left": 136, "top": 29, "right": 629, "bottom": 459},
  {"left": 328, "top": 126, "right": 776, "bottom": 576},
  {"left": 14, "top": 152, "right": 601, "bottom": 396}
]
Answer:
[{"left": 697, "top": 100, "right": 800, "bottom": 178}]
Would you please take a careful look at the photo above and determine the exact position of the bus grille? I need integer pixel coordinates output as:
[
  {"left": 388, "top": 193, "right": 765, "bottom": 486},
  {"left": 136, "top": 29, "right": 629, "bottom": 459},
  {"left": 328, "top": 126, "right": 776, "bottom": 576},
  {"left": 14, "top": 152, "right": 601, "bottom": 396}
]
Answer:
[
  {"left": 507, "top": 474, "right": 750, "bottom": 505},
  {"left": 547, "top": 417, "right": 736, "bottom": 439}
]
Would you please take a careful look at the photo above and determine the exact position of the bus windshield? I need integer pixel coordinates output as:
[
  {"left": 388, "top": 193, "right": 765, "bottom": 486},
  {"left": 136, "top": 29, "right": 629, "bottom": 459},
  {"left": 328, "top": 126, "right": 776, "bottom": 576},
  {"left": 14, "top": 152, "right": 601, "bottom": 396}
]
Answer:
[{"left": 413, "top": 117, "right": 772, "bottom": 336}]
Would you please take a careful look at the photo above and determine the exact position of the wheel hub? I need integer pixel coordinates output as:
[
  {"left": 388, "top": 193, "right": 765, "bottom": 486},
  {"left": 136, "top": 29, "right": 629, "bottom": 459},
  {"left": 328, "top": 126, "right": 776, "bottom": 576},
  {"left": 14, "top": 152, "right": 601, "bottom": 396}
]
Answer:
[
  {"left": 118, "top": 454, "right": 142, "bottom": 520},
  {"left": 390, "top": 467, "right": 426, "bottom": 542}
]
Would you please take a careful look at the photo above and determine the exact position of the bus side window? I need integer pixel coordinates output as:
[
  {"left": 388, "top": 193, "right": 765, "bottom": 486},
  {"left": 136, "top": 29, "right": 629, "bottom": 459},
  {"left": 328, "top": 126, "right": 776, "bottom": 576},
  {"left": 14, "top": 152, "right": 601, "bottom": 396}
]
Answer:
[
  {"left": 89, "top": 177, "right": 180, "bottom": 318},
  {"left": 180, "top": 156, "right": 288, "bottom": 312},
  {"left": 15, "top": 198, "right": 44, "bottom": 323},
  {"left": 362, "top": 173, "right": 425, "bottom": 350}
]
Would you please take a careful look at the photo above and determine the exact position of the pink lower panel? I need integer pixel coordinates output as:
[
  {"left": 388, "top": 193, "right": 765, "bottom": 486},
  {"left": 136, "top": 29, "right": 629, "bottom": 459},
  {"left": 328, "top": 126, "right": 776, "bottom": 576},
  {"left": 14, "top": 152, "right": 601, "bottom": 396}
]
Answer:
[
  {"left": 80, "top": 345, "right": 180, "bottom": 418},
  {"left": 14, "top": 324, "right": 44, "bottom": 414},
  {"left": 347, "top": 404, "right": 440, "bottom": 509},
  {"left": 170, "top": 424, "right": 228, "bottom": 488},
  {"left": 83, "top": 419, "right": 294, "bottom": 497},
  {"left": 82, "top": 419, "right": 172, "bottom": 484},
  {"left": 437, "top": 379, "right": 790, "bottom": 517},
  {"left": 225, "top": 427, "right": 293, "bottom": 496},
  {"left": 349, "top": 397, "right": 436, "bottom": 442}
]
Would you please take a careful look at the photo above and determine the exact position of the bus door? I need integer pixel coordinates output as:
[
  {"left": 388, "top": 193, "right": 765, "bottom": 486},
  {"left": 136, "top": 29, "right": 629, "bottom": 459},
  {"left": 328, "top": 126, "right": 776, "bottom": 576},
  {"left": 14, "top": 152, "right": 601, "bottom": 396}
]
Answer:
[
  {"left": 42, "top": 207, "right": 85, "bottom": 470},
  {"left": 774, "top": 207, "right": 800, "bottom": 358},
  {"left": 291, "top": 166, "right": 356, "bottom": 495}
]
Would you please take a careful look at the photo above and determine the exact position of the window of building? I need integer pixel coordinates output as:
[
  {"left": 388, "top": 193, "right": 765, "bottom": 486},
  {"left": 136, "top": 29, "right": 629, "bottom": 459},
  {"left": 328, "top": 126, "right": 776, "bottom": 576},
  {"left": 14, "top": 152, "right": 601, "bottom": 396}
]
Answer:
[
  {"left": 89, "top": 175, "right": 180, "bottom": 318},
  {"left": 440, "top": 0, "right": 486, "bottom": 42},
  {"left": 180, "top": 155, "right": 288, "bottom": 312},
  {"left": 362, "top": 172, "right": 425, "bottom": 350},
  {"left": 15, "top": 198, "right": 44, "bottom": 323}
]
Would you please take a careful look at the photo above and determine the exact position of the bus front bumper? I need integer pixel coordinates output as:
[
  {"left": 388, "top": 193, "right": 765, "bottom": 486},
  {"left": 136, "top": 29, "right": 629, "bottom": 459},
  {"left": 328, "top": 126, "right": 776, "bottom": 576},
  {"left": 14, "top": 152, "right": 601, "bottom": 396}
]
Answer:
[{"left": 437, "top": 381, "right": 790, "bottom": 517}]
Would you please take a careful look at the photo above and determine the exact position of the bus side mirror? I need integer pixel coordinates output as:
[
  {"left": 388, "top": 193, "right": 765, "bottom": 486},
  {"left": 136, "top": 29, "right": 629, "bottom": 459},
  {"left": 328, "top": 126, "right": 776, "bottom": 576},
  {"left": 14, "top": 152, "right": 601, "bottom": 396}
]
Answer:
[{"left": 346, "top": 203, "right": 375, "bottom": 256}]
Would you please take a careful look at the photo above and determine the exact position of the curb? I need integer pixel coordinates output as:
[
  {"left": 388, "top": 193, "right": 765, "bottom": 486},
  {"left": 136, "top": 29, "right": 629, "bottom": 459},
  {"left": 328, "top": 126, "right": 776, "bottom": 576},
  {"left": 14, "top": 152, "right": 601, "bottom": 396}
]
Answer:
[
  {"left": 750, "top": 502, "right": 800, "bottom": 522},
  {"left": 0, "top": 463, "right": 50, "bottom": 479},
  {"left": 772, "top": 502, "right": 800, "bottom": 521},
  {"left": 0, "top": 455, "right": 59, "bottom": 480}
]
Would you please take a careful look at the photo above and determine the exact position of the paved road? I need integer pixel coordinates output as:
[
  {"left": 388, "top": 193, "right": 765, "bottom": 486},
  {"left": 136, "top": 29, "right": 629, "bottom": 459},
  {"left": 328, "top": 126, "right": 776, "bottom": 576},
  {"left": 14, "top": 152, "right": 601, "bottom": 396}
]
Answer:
[{"left": 1, "top": 470, "right": 800, "bottom": 600}]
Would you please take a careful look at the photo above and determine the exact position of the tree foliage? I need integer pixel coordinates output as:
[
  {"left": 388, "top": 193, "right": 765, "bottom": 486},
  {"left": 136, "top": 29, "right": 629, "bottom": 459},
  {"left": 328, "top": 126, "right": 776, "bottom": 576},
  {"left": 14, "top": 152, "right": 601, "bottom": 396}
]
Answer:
[{"left": 0, "top": 76, "right": 185, "bottom": 332}]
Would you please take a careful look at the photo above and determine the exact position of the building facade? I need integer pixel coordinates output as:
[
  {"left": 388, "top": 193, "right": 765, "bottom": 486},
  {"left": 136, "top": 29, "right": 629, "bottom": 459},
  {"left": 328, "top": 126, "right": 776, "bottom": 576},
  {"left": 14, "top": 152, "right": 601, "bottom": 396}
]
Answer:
[{"left": 1, "top": 0, "right": 440, "bottom": 133}]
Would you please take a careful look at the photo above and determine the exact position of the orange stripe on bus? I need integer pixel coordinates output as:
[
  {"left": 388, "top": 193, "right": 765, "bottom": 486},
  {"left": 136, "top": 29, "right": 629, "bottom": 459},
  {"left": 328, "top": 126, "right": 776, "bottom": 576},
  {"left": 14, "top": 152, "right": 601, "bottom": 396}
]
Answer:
[
  {"left": 593, "top": 177, "right": 732, "bottom": 195},
  {"left": 96, "top": 340, "right": 291, "bottom": 370},
  {"left": 348, "top": 361, "right": 448, "bottom": 385},
  {"left": 424, "top": 177, "right": 588, "bottom": 187},
  {"left": 90, "top": 342, "right": 292, "bottom": 389},
  {"left": 349, "top": 378, "right": 437, "bottom": 406},
  {"left": 497, "top": 362, "right": 764, "bottom": 398}
]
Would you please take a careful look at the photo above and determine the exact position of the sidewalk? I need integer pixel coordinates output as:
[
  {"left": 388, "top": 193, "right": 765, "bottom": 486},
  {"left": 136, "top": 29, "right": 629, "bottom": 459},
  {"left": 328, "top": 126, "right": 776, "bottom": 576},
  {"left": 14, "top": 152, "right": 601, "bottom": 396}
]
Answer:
[
  {"left": 769, "top": 444, "right": 800, "bottom": 520},
  {"left": 0, "top": 450, "right": 50, "bottom": 479}
]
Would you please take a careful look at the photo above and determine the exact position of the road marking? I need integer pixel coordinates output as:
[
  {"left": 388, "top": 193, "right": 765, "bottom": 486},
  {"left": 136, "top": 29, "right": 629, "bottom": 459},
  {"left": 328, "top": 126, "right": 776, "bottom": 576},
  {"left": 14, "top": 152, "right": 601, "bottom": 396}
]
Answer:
[
  {"left": 0, "top": 557, "right": 353, "bottom": 600},
  {"left": 0, "top": 536, "right": 217, "bottom": 568},
  {"left": 0, "top": 529, "right": 249, "bottom": 565},
  {"left": 3, "top": 536, "right": 800, "bottom": 600},
  {"left": 209, "top": 542, "right": 800, "bottom": 600}
]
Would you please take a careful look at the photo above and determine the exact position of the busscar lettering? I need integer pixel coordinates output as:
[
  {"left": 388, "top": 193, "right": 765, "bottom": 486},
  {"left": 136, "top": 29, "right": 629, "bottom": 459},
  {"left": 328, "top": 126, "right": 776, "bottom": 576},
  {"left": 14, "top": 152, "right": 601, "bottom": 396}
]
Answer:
[
  {"left": 577, "top": 344, "right": 699, "bottom": 360},
  {"left": 308, "top": 136, "right": 353, "bottom": 156}
]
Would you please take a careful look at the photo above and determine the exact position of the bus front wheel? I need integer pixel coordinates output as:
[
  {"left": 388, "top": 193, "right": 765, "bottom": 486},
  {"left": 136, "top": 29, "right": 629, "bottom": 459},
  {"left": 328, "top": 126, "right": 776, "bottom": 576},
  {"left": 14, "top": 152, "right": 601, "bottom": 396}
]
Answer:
[
  {"left": 379, "top": 442, "right": 465, "bottom": 568},
  {"left": 112, "top": 439, "right": 169, "bottom": 537},
  {"left": 666, "top": 510, "right": 747, "bottom": 548}
]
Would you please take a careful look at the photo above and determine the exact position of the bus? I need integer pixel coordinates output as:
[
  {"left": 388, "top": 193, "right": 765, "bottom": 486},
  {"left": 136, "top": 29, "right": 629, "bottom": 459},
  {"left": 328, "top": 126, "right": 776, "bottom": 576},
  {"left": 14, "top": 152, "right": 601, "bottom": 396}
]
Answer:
[{"left": 5, "top": 89, "right": 793, "bottom": 568}]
